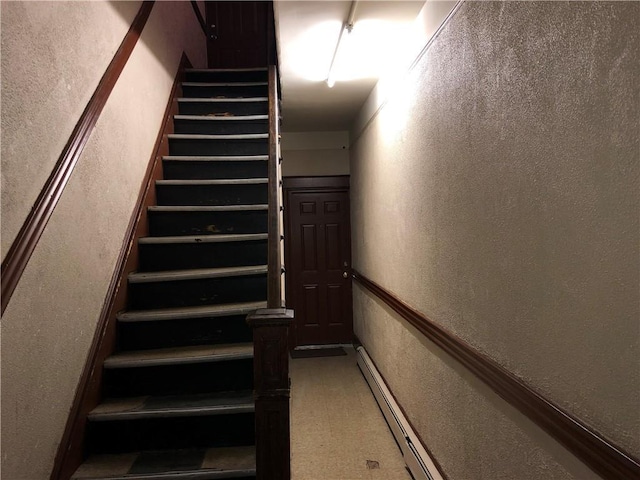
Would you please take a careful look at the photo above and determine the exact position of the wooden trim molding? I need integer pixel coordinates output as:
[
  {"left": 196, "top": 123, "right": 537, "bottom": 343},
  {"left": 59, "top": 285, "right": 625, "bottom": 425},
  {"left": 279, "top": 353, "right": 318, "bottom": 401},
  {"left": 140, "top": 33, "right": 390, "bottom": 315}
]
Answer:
[
  {"left": 1, "top": 1, "right": 155, "bottom": 316},
  {"left": 352, "top": 270, "right": 640, "bottom": 480},
  {"left": 50, "top": 52, "right": 191, "bottom": 480},
  {"left": 190, "top": 1, "right": 207, "bottom": 36}
]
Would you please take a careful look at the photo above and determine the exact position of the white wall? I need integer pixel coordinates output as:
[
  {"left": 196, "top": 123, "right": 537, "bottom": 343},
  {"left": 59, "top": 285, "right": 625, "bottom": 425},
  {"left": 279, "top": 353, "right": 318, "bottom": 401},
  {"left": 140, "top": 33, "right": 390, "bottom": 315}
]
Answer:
[
  {"left": 0, "top": 2, "right": 206, "bottom": 478},
  {"left": 350, "top": 1, "right": 639, "bottom": 478},
  {"left": 281, "top": 130, "right": 350, "bottom": 177}
]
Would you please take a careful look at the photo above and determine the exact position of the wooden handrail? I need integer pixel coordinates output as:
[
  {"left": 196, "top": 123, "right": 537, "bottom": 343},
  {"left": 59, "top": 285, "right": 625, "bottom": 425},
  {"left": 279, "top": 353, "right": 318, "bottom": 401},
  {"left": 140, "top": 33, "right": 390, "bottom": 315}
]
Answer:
[
  {"left": 190, "top": 1, "right": 207, "bottom": 36},
  {"left": 1, "top": 1, "right": 155, "bottom": 316},
  {"left": 267, "top": 64, "right": 283, "bottom": 308},
  {"left": 352, "top": 270, "right": 640, "bottom": 480}
]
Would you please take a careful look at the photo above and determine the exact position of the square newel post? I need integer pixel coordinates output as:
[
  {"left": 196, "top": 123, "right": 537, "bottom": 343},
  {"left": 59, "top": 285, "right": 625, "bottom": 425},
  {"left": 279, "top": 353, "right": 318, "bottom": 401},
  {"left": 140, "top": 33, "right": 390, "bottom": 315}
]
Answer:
[{"left": 247, "top": 308, "right": 294, "bottom": 480}]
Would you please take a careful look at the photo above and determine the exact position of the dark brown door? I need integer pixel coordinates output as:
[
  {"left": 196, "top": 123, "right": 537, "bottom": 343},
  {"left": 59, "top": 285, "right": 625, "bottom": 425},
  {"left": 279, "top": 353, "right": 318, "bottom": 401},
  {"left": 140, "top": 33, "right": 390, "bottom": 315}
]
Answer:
[
  {"left": 285, "top": 180, "right": 352, "bottom": 347},
  {"left": 206, "top": 1, "right": 268, "bottom": 68}
]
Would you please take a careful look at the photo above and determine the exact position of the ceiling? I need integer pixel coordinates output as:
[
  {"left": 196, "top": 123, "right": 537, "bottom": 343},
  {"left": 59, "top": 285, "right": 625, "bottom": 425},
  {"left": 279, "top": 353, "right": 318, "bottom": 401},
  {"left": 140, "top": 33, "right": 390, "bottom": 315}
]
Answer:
[{"left": 274, "top": 1, "right": 425, "bottom": 132}]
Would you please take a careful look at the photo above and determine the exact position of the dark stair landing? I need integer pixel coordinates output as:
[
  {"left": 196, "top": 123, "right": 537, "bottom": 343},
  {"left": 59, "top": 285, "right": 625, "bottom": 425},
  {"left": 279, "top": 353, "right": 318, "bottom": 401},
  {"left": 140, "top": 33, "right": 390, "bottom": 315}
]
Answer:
[{"left": 73, "top": 67, "right": 269, "bottom": 480}]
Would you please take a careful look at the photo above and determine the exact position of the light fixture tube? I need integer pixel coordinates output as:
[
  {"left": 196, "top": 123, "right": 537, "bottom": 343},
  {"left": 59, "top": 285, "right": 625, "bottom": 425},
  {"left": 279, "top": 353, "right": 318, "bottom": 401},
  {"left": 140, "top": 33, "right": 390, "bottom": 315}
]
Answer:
[{"left": 326, "top": 0, "right": 359, "bottom": 88}]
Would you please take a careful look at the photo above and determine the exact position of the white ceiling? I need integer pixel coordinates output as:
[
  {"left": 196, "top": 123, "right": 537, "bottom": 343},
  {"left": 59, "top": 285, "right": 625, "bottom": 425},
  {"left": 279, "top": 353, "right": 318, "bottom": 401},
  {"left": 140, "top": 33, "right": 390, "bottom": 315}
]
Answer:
[{"left": 274, "top": 1, "right": 425, "bottom": 132}]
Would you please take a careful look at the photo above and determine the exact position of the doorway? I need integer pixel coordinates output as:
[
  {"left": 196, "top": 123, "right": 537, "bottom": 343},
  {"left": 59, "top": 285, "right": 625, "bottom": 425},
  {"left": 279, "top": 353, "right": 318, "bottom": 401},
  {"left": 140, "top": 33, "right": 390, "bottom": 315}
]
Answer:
[
  {"left": 284, "top": 176, "right": 353, "bottom": 348},
  {"left": 205, "top": 1, "right": 269, "bottom": 68}
]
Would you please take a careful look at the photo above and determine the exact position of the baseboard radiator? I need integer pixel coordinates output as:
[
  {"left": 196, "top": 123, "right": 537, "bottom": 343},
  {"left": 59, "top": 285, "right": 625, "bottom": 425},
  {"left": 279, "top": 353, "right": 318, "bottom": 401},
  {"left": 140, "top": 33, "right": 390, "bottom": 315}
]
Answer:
[{"left": 356, "top": 346, "right": 443, "bottom": 480}]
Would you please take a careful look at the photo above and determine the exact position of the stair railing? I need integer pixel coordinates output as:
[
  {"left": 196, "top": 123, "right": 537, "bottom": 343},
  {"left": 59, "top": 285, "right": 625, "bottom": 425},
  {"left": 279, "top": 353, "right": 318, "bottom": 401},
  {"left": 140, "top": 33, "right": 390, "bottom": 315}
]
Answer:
[{"left": 246, "top": 64, "right": 294, "bottom": 480}]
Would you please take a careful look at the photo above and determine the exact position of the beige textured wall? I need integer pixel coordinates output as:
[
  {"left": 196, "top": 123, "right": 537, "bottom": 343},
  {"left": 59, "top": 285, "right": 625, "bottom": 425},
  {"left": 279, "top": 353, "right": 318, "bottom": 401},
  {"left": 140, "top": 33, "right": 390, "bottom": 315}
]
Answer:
[
  {"left": 350, "top": 2, "right": 639, "bottom": 479},
  {"left": 281, "top": 131, "right": 350, "bottom": 177},
  {"left": 0, "top": 2, "right": 206, "bottom": 478}
]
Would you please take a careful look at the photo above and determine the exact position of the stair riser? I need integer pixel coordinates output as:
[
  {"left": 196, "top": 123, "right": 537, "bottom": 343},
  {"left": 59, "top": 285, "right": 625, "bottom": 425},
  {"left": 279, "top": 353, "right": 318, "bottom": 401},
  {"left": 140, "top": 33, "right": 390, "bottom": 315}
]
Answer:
[
  {"left": 148, "top": 210, "right": 267, "bottom": 236},
  {"left": 163, "top": 160, "right": 268, "bottom": 180},
  {"left": 118, "top": 315, "right": 253, "bottom": 351},
  {"left": 129, "top": 275, "right": 267, "bottom": 310},
  {"left": 178, "top": 101, "right": 267, "bottom": 116},
  {"left": 169, "top": 139, "right": 268, "bottom": 156},
  {"left": 87, "top": 413, "right": 255, "bottom": 454},
  {"left": 185, "top": 70, "right": 267, "bottom": 83},
  {"left": 174, "top": 119, "right": 268, "bottom": 135},
  {"left": 104, "top": 359, "right": 253, "bottom": 397},
  {"left": 139, "top": 240, "right": 268, "bottom": 271},
  {"left": 182, "top": 85, "right": 267, "bottom": 98},
  {"left": 156, "top": 183, "right": 268, "bottom": 206}
]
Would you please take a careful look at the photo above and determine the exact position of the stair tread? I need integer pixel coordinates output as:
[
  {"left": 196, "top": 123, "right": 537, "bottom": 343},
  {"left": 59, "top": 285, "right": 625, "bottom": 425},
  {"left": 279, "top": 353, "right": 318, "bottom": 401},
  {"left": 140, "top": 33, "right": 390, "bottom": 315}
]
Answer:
[
  {"left": 129, "top": 265, "right": 267, "bottom": 284},
  {"left": 187, "top": 67, "right": 267, "bottom": 72},
  {"left": 163, "top": 155, "right": 268, "bottom": 162},
  {"left": 72, "top": 446, "right": 255, "bottom": 480},
  {"left": 89, "top": 391, "right": 254, "bottom": 421},
  {"left": 168, "top": 133, "right": 268, "bottom": 140},
  {"left": 174, "top": 114, "right": 268, "bottom": 121},
  {"left": 182, "top": 82, "right": 267, "bottom": 87},
  {"left": 104, "top": 343, "right": 253, "bottom": 369},
  {"left": 117, "top": 301, "right": 267, "bottom": 322},
  {"left": 156, "top": 179, "right": 267, "bottom": 186},
  {"left": 178, "top": 97, "right": 267, "bottom": 103},
  {"left": 139, "top": 233, "right": 268, "bottom": 245},
  {"left": 148, "top": 205, "right": 268, "bottom": 212}
]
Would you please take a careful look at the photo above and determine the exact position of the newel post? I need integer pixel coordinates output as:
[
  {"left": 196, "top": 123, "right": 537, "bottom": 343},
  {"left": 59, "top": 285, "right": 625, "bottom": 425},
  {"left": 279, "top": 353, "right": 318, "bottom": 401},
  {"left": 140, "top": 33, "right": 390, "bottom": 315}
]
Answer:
[{"left": 247, "top": 308, "right": 294, "bottom": 480}]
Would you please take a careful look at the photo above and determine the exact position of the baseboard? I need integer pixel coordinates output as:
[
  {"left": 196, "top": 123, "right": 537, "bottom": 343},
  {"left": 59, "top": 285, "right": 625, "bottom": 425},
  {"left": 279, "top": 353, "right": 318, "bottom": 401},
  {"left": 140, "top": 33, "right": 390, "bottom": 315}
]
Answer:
[
  {"left": 356, "top": 346, "right": 445, "bottom": 480},
  {"left": 50, "top": 52, "right": 192, "bottom": 480}
]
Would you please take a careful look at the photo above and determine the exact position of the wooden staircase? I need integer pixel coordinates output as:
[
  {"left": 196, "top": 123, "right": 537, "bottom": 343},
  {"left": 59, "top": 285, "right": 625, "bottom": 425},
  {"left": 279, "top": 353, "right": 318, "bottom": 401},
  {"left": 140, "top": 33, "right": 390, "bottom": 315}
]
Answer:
[{"left": 71, "top": 67, "right": 289, "bottom": 480}]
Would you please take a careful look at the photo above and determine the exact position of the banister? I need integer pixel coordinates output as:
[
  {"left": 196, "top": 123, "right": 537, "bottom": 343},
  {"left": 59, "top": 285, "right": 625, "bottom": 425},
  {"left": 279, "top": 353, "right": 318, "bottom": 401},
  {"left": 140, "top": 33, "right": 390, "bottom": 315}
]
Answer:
[
  {"left": 267, "top": 64, "right": 283, "bottom": 308},
  {"left": 248, "top": 63, "right": 293, "bottom": 480}
]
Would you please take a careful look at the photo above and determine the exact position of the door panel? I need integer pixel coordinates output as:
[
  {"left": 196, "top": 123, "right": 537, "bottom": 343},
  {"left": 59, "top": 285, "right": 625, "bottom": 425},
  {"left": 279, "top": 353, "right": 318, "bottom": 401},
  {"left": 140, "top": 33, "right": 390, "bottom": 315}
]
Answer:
[
  {"left": 206, "top": 1, "right": 268, "bottom": 68},
  {"left": 286, "top": 188, "right": 352, "bottom": 347}
]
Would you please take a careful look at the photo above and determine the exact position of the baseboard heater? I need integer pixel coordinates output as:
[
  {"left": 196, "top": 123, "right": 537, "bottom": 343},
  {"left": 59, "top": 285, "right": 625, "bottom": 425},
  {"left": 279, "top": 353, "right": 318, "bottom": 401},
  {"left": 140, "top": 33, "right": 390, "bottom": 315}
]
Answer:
[{"left": 356, "top": 346, "right": 443, "bottom": 480}]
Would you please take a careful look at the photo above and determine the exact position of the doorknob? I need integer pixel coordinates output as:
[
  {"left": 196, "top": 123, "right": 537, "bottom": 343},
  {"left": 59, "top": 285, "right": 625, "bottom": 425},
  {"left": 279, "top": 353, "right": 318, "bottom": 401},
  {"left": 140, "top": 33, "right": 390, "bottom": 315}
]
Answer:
[{"left": 343, "top": 272, "right": 349, "bottom": 279}]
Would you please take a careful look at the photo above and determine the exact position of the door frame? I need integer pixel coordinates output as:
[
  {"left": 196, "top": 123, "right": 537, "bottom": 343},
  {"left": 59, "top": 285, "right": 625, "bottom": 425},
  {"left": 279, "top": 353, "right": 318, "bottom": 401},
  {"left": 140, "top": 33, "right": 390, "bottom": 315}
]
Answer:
[{"left": 283, "top": 175, "right": 352, "bottom": 349}]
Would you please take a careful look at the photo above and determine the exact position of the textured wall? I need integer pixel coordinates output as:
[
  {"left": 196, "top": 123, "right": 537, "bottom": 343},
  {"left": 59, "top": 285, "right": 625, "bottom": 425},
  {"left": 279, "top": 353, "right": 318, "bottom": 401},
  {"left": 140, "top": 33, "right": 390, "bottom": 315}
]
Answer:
[
  {"left": 0, "top": 2, "right": 206, "bottom": 478},
  {"left": 281, "top": 131, "right": 350, "bottom": 177},
  {"left": 350, "top": 2, "right": 639, "bottom": 479}
]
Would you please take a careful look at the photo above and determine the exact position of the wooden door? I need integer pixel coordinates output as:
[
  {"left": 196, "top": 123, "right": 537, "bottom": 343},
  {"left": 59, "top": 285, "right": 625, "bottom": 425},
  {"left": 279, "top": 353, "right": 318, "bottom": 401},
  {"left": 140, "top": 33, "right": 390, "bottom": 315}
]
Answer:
[
  {"left": 206, "top": 1, "right": 268, "bottom": 68},
  {"left": 285, "top": 178, "right": 353, "bottom": 347}
]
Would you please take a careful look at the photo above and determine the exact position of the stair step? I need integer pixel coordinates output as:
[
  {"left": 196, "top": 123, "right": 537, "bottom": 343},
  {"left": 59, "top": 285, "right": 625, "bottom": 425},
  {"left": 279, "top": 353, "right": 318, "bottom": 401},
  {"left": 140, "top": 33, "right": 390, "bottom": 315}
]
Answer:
[
  {"left": 162, "top": 157, "right": 268, "bottom": 181},
  {"left": 168, "top": 134, "right": 268, "bottom": 140},
  {"left": 157, "top": 179, "right": 267, "bottom": 186},
  {"left": 72, "top": 446, "right": 256, "bottom": 480},
  {"left": 139, "top": 233, "right": 268, "bottom": 245},
  {"left": 155, "top": 179, "right": 268, "bottom": 207},
  {"left": 182, "top": 82, "right": 268, "bottom": 87},
  {"left": 163, "top": 155, "right": 268, "bottom": 161},
  {"left": 185, "top": 66, "right": 267, "bottom": 83},
  {"left": 149, "top": 205, "right": 268, "bottom": 212},
  {"left": 118, "top": 301, "right": 267, "bottom": 323},
  {"left": 138, "top": 234, "right": 268, "bottom": 272},
  {"left": 168, "top": 134, "right": 268, "bottom": 156},
  {"left": 174, "top": 115, "right": 268, "bottom": 121},
  {"left": 127, "top": 264, "right": 267, "bottom": 310},
  {"left": 116, "top": 302, "right": 260, "bottom": 351},
  {"left": 104, "top": 343, "right": 253, "bottom": 369},
  {"left": 147, "top": 205, "right": 267, "bottom": 237},
  {"left": 177, "top": 98, "right": 268, "bottom": 117},
  {"left": 89, "top": 391, "right": 254, "bottom": 421},
  {"left": 181, "top": 82, "right": 267, "bottom": 99},
  {"left": 173, "top": 115, "right": 268, "bottom": 135},
  {"left": 178, "top": 97, "right": 268, "bottom": 103},
  {"left": 129, "top": 265, "right": 268, "bottom": 284}
]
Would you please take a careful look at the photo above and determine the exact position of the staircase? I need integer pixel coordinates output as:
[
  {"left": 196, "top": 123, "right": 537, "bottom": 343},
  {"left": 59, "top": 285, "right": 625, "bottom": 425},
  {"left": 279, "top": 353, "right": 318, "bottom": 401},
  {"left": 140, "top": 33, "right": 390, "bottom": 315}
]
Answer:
[{"left": 72, "top": 68, "right": 272, "bottom": 480}]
